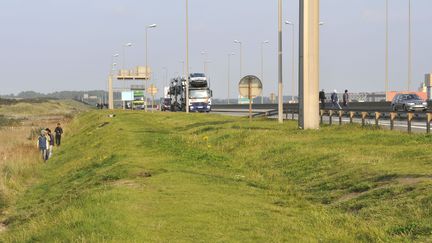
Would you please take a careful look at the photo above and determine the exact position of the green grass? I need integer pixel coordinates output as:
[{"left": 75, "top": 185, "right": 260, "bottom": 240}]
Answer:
[{"left": 1, "top": 111, "right": 432, "bottom": 242}]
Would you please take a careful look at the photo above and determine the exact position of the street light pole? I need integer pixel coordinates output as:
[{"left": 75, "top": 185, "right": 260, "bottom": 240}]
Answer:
[
  {"left": 277, "top": 0, "right": 283, "bottom": 123},
  {"left": 185, "top": 0, "right": 190, "bottom": 113},
  {"left": 145, "top": 24, "right": 157, "bottom": 112},
  {"left": 286, "top": 21, "right": 295, "bottom": 102},
  {"left": 108, "top": 54, "right": 119, "bottom": 110},
  {"left": 227, "top": 52, "right": 235, "bottom": 104},
  {"left": 121, "top": 43, "right": 132, "bottom": 110},
  {"left": 261, "top": 40, "right": 269, "bottom": 104},
  {"left": 408, "top": 0, "right": 412, "bottom": 91},
  {"left": 234, "top": 40, "right": 243, "bottom": 77},
  {"left": 385, "top": 0, "right": 389, "bottom": 98}
]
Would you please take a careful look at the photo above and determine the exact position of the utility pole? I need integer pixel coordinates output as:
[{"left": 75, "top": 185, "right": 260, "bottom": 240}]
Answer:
[
  {"left": 385, "top": 0, "right": 389, "bottom": 98},
  {"left": 408, "top": 0, "right": 412, "bottom": 92},
  {"left": 185, "top": 0, "right": 190, "bottom": 113},
  {"left": 277, "top": 0, "right": 283, "bottom": 123},
  {"left": 228, "top": 52, "right": 235, "bottom": 104},
  {"left": 299, "top": 0, "right": 320, "bottom": 129}
]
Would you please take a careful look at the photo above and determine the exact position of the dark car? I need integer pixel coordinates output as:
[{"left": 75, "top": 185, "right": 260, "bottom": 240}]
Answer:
[
  {"left": 391, "top": 94, "right": 428, "bottom": 111},
  {"left": 160, "top": 98, "right": 171, "bottom": 111}
]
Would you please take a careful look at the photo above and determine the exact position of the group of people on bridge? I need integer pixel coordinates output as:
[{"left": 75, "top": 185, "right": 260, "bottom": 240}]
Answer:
[
  {"left": 319, "top": 90, "right": 350, "bottom": 110},
  {"left": 36, "top": 123, "right": 63, "bottom": 161}
]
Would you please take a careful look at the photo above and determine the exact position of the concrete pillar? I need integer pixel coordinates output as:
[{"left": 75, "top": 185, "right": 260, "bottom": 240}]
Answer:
[
  {"left": 426, "top": 73, "right": 432, "bottom": 100},
  {"left": 299, "top": 0, "right": 320, "bottom": 129},
  {"left": 108, "top": 75, "right": 114, "bottom": 110}
]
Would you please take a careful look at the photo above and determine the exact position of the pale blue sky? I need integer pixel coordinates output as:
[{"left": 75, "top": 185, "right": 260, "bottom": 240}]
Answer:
[{"left": 1, "top": 0, "right": 431, "bottom": 98}]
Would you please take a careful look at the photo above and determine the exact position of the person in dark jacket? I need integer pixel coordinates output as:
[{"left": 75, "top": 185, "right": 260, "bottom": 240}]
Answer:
[
  {"left": 343, "top": 90, "right": 349, "bottom": 108},
  {"left": 54, "top": 123, "right": 63, "bottom": 146},
  {"left": 331, "top": 90, "right": 342, "bottom": 110},
  {"left": 319, "top": 89, "right": 326, "bottom": 109}
]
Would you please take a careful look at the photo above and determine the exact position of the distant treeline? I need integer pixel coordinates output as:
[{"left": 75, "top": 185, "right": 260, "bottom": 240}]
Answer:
[{"left": 1, "top": 90, "right": 107, "bottom": 100}]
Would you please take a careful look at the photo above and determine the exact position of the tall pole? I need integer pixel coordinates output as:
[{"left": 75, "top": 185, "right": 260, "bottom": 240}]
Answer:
[
  {"left": 408, "top": 0, "right": 412, "bottom": 92},
  {"left": 185, "top": 0, "right": 190, "bottom": 113},
  {"left": 227, "top": 53, "right": 234, "bottom": 104},
  {"left": 261, "top": 41, "right": 269, "bottom": 104},
  {"left": 291, "top": 24, "right": 295, "bottom": 102},
  {"left": 385, "top": 0, "right": 389, "bottom": 97},
  {"left": 278, "top": 0, "right": 283, "bottom": 123},
  {"left": 299, "top": 0, "right": 320, "bottom": 129}
]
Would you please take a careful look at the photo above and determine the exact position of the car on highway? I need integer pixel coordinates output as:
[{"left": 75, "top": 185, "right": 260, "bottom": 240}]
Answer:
[{"left": 391, "top": 94, "right": 428, "bottom": 111}]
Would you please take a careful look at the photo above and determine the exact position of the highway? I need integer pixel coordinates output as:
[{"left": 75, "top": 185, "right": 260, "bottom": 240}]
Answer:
[{"left": 212, "top": 102, "right": 432, "bottom": 134}]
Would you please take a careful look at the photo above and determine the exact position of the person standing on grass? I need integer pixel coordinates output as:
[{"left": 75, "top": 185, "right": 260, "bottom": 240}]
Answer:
[
  {"left": 319, "top": 89, "right": 326, "bottom": 109},
  {"left": 37, "top": 130, "right": 49, "bottom": 161},
  {"left": 331, "top": 90, "right": 342, "bottom": 110},
  {"left": 54, "top": 123, "right": 63, "bottom": 146},
  {"left": 343, "top": 89, "right": 349, "bottom": 109},
  {"left": 46, "top": 128, "right": 54, "bottom": 159}
]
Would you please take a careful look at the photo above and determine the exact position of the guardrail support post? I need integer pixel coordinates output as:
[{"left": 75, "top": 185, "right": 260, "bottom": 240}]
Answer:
[
  {"left": 427, "top": 113, "right": 432, "bottom": 134},
  {"left": 390, "top": 112, "right": 396, "bottom": 130},
  {"left": 349, "top": 112, "right": 354, "bottom": 124},
  {"left": 338, "top": 111, "right": 343, "bottom": 125},
  {"left": 292, "top": 109, "right": 295, "bottom": 120},
  {"left": 329, "top": 110, "right": 333, "bottom": 125},
  {"left": 361, "top": 112, "right": 367, "bottom": 127},
  {"left": 320, "top": 110, "right": 324, "bottom": 124},
  {"left": 407, "top": 112, "right": 413, "bottom": 133},
  {"left": 375, "top": 112, "right": 381, "bottom": 127}
]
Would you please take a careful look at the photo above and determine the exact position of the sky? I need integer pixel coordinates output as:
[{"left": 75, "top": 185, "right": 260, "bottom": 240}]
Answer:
[{"left": 1, "top": 0, "right": 431, "bottom": 99}]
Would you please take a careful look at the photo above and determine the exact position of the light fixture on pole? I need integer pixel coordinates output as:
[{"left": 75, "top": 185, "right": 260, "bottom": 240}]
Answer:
[
  {"left": 234, "top": 40, "right": 243, "bottom": 77},
  {"left": 261, "top": 40, "right": 269, "bottom": 104},
  {"left": 285, "top": 21, "right": 296, "bottom": 102},
  {"left": 227, "top": 52, "right": 235, "bottom": 104}
]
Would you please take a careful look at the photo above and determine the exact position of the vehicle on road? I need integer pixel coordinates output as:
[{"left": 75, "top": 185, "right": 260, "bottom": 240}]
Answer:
[
  {"left": 160, "top": 98, "right": 171, "bottom": 111},
  {"left": 391, "top": 94, "right": 428, "bottom": 111},
  {"left": 167, "top": 73, "right": 213, "bottom": 112}
]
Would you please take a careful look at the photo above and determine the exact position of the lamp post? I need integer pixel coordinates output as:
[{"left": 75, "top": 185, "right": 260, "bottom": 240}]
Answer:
[
  {"left": 261, "top": 40, "right": 269, "bottom": 104},
  {"left": 185, "top": 0, "right": 190, "bottom": 113},
  {"left": 122, "top": 43, "right": 133, "bottom": 110},
  {"left": 234, "top": 40, "right": 243, "bottom": 77},
  {"left": 108, "top": 54, "right": 119, "bottom": 110},
  {"left": 385, "top": 0, "right": 389, "bottom": 97},
  {"left": 145, "top": 24, "right": 157, "bottom": 112},
  {"left": 227, "top": 52, "right": 235, "bottom": 104},
  {"left": 285, "top": 21, "right": 295, "bottom": 102},
  {"left": 277, "top": 0, "right": 283, "bottom": 123},
  {"left": 408, "top": 0, "right": 412, "bottom": 91}
]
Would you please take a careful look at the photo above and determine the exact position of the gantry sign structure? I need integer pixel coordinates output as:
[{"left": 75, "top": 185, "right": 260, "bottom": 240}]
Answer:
[{"left": 108, "top": 66, "right": 152, "bottom": 109}]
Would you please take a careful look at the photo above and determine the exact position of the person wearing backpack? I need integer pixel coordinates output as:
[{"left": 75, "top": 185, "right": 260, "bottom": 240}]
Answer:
[{"left": 37, "top": 130, "right": 49, "bottom": 161}]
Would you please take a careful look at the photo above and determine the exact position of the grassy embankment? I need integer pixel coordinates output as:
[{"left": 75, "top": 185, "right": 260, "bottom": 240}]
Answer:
[
  {"left": 1, "top": 110, "right": 432, "bottom": 242},
  {"left": 0, "top": 99, "right": 89, "bottom": 229}
]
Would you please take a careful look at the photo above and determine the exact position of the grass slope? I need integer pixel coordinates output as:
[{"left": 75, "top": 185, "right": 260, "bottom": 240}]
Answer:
[{"left": 2, "top": 111, "right": 432, "bottom": 242}]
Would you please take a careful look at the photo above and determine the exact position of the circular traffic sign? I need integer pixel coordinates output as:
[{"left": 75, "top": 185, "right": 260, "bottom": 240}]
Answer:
[{"left": 238, "top": 75, "right": 263, "bottom": 98}]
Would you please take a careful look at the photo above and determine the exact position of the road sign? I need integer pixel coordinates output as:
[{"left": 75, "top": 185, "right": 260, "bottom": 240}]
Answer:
[
  {"left": 238, "top": 75, "right": 262, "bottom": 98},
  {"left": 238, "top": 75, "right": 262, "bottom": 121},
  {"left": 147, "top": 84, "right": 158, "bottom": 96}
]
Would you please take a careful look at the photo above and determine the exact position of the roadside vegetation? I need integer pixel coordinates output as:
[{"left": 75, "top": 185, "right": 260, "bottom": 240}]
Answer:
[
  {"left": 1, "top": 111, "right": 431, "bottom": 242},
  {"left": 0, "top": 99, "right": 89, "bottom": 232}
]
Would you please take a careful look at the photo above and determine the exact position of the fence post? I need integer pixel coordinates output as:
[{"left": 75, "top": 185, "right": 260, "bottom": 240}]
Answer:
[
  {"left": 407, "top": 113, "right": 414, "bottom": 133},
  {"left": 361, "top": 112, "right": 367, "bottom": 126},
  {"left": 350, "top": 112, "right": 354, "bottom": 124},
  {"left": 375, "top": 112, "right": 381, "bottom": 127},
  {"left": 390, "top": 112, "right": 396, "bottom": 130},
  {"left": 339, "top": 111, "right": 343, "bottom": 125},
  {"left": 329, "top": 110, "right": 333, "bottom": 125},
  {"left": 427, "top": 113, "right": 432, "bottom": 134}
]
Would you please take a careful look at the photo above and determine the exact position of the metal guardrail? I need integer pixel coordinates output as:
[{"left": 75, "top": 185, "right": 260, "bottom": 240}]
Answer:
[{"left": 213, "top": 103, "right": 432, "bottom": 134}]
